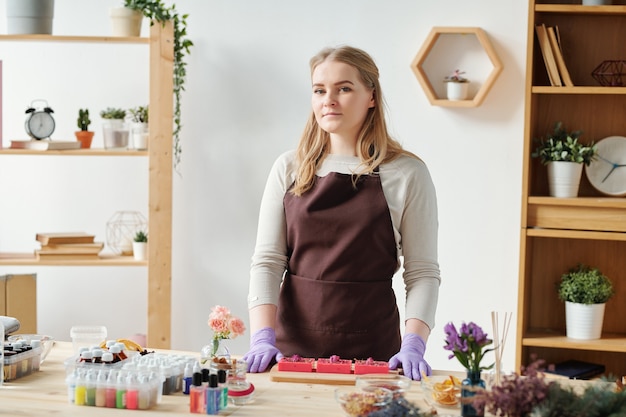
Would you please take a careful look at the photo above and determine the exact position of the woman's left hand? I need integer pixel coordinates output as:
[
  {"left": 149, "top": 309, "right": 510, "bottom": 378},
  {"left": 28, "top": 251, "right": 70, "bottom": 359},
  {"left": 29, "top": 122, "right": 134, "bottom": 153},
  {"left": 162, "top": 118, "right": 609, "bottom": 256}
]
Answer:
[{"left": 388, "top": 333, "right": 431, "bottom": 380}]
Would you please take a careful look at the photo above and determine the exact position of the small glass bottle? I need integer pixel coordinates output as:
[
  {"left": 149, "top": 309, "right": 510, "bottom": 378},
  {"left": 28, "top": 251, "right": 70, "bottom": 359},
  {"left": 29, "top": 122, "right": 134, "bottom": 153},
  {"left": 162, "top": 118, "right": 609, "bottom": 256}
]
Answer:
[
  {"left": 182, "top": 362, "right": 193, "bottom": 395},
  {"left": 206, "top": 373, "right": 220, "bottom": 415},
  {"left": 189, "top": 372, "right": 205, "bottom": 414},
  {"left": 217, "top": 369, "right": 228, "bottom": 410}
]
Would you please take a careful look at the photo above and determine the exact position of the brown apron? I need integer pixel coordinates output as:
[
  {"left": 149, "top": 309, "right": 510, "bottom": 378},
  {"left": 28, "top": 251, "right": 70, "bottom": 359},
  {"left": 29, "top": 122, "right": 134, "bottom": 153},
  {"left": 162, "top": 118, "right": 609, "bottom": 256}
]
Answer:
[{"left": 276, "top": 170, "right": 401, "bottom": 361}]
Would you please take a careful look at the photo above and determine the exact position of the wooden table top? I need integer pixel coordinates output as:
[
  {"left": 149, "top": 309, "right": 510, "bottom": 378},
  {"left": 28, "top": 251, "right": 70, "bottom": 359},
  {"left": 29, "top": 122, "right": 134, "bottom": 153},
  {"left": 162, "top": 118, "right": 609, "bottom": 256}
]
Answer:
[{"left": 0, "top": 341, "right": 455, "bottom": 416}]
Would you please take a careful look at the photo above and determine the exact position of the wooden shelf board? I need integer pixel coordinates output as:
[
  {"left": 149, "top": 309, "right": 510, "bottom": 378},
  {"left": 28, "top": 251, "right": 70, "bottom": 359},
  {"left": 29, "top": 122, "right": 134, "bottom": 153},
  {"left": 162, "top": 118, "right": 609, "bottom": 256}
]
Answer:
[
  {"left": 0, "top": 34, "right": 149, "bottom": 44},
  {"left": 526, "top": 228, "right": 626, "bottom": 241},
  {"left": 0, "top": 253, "right": 147, "bottom": 266},
  {"left": 528, "top": 196, "right": 626, "bottom": 209},
  {"left": 536, "top": 4, "right": 626, "bottom": 15},
  {"left": 523, "top": 332, "right": 626, "bottom": 353},
  {"left": 532, "top": 86, "right": 626, "bottom": 94},
  {"left": 0, "top": 148, "right": 148, "bottom": 156}
]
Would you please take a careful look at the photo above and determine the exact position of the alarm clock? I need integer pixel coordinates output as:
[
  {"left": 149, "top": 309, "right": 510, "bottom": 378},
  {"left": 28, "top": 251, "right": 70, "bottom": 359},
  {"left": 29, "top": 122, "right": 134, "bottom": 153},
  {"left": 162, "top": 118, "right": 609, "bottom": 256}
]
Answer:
[{"left": 25, "top": 99, "right": 55, "bottom": 140}]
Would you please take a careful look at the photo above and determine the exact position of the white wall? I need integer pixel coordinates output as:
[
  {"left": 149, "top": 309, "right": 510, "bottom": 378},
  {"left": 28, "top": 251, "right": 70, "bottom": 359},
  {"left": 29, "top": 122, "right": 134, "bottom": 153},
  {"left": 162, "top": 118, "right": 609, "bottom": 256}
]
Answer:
[{"left": 0, "top": 0, "right": 527, "bottom": 373}]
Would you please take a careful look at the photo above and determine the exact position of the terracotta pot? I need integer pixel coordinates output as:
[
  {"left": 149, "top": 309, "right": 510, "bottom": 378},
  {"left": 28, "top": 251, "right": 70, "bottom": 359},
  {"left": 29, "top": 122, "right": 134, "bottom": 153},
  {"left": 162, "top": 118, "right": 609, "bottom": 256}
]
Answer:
[{"left": 74, "top": 130, "right": 94, "bottom": 149}]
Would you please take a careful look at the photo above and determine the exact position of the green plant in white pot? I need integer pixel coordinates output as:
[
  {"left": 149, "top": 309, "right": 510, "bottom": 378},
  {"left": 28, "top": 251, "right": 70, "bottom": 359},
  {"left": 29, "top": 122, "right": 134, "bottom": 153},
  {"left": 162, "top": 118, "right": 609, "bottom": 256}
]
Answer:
[
  {"left": 532, "top": 122, "right": 597, "bottom": 198},
  {"left": 128, "top": 105, "right": 149, "bottom": 150},
  {"left": 557, "top": 264, "right": 614, "bottom": 340},
  {"left": 100, "top": 107, "right": 128, "bottom": 150},
  {"left": 132, "top": 230, "right": 148, "bottom": 261},
  {"left": 444, "top": 69, "right": 469, "bottom": 101}
]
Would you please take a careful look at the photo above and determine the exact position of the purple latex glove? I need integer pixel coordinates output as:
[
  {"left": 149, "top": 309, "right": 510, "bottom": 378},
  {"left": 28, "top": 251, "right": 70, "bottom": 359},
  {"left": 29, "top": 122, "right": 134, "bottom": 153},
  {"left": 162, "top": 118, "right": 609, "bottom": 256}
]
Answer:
[
  {"left": 242, "top": 327, "right": 284, "bottom": 373},
  {"left": 388, "top": 333, "right": 431, "bottom": 381}
]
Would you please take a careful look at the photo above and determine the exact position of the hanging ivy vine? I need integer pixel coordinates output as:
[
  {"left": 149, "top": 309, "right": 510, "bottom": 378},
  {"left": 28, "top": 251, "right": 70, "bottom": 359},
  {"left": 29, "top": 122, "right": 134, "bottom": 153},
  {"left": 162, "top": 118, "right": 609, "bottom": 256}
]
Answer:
[{"left": 124, "top": 0, "right": 193, "bottom": 169}]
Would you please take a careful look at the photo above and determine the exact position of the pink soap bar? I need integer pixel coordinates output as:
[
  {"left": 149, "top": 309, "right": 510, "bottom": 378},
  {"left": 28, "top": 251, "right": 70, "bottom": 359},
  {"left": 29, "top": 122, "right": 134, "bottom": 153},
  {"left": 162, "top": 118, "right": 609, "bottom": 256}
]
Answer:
[
  {"left": 277, "top": 357, "right": 315, "bottom": 372},
  {"left": 354, "top": 360, "right": 389, "bottom": 375},
  {"left": 316, "top": 358, "right": 352, "bottom": 374}
]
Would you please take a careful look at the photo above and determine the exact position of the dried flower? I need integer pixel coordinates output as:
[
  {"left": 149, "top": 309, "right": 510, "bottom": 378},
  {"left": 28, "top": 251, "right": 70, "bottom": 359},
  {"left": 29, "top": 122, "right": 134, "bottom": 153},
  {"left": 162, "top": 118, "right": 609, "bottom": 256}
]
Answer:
[
  {"left": 471, "top": 359, "right": 553, "bottom": 417},
  {"left": 207, "top": 305, "right": 246, "bottom": 358},
  {"left": 443, "top": 321, "right": 494, "bottom": 374}
]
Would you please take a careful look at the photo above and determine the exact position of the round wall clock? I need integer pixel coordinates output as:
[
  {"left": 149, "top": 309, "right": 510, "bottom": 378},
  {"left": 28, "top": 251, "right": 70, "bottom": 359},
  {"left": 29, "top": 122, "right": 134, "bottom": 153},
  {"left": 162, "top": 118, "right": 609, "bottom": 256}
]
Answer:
[
  {"left": 25, "top": 99, "right": 55, "bottom": 140},
  {"left": 585, "top": 136, "right": 626, "bottom": 197}
]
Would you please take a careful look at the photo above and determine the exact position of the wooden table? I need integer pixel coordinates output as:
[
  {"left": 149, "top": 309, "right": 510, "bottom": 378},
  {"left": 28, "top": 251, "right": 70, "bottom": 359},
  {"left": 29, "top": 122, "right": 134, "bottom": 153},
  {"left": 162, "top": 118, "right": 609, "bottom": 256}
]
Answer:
[{"left": 0, "top": 341, "right": 455, "bottom": 416}]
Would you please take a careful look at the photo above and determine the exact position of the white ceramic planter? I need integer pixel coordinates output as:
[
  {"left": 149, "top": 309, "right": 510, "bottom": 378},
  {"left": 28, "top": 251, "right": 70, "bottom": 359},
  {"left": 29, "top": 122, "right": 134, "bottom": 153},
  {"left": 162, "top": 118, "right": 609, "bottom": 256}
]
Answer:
[
  {"left": 565, "top": 301, "right": 605, "bottom": 340},
  {"left": 547, "top": 161, "right": 583, "bottom": 198},
  {"left": 132, "top": 242, "right": 147, "bottom": 261},
  {"left": 6, "top": 0, "right": 54, "bottom": 35},
  {"left": 446, "top": 82, "right": 469, "bottom": 101},
  {"left": 110, "top": 7, "right": 143, "bottom": 37},
  {"left": 130, "top": 122, "right": 149, "bottom": 150}
]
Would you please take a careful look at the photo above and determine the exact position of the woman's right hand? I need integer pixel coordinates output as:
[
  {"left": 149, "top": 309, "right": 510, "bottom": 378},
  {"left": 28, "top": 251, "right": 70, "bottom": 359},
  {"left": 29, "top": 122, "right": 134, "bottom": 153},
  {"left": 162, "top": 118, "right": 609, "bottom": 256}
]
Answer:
[{"left": 242, "top": 327, "right": 284, "bottom": 372}]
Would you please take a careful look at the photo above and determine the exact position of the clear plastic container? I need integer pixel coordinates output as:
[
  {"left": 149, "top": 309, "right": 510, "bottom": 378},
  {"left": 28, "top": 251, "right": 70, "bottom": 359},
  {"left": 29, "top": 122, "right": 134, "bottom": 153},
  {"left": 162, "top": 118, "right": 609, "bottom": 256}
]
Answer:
[{"left": 70, "top": 325, "right": 107, "bottom": 355}]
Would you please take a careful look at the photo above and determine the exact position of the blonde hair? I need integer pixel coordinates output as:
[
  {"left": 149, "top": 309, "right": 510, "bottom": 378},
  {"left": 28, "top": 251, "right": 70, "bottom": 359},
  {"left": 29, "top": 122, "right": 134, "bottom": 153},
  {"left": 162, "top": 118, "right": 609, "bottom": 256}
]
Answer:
[{"left": 291, "top": 45, "right": 418, "bottom": 196}]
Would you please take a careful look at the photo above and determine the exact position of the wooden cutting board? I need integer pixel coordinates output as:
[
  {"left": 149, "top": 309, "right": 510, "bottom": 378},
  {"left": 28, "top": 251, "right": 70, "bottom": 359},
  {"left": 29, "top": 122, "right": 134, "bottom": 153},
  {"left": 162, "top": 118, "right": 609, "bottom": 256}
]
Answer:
[{"left": 268, "top": 364, "right": 400, "bottom": 385}]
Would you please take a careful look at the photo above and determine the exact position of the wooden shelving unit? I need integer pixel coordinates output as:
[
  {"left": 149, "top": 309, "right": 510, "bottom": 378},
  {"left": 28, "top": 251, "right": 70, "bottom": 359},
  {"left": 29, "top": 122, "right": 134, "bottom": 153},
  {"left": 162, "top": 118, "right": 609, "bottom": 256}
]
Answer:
[
  {"left": 0, "top": 23, "right": 173, "bottom": 349},
  {"left": 517, "top": 1, "right": 626, "bottom": 377}
]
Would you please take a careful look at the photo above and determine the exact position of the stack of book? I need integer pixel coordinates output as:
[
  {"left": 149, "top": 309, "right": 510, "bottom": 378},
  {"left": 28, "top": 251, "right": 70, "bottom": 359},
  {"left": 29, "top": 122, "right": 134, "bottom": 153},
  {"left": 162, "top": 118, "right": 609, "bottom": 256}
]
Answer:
[
  {"left": 35, "top": 232, "right": 103, "bottom": 260},
  {"left": 535, "top": 23, "right": 574, "bottom": 87}
]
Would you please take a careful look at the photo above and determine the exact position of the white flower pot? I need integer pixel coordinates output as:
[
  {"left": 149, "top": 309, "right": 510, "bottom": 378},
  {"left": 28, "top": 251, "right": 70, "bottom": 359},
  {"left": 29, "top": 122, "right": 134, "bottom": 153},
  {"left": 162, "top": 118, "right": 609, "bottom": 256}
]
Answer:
[
  {"left": 547, "top": 161, "right": 583, "bottom": 198},
  {"left": 110, "top": 7, "right": 143, "bottom": 37},
  {"left": 6, "top": 0, "right": 54, "bottom": 35},
  {"left": 446, "top": 82, "right": 469, "bottom": 101},
  {"left": 132, "top": 242, "right": 147, "bottom": 261},
  {"left": 130, "top": 122, "right": 149, "bottom": 150},
  {"left": 565, "top": 301, "right": 605, "bottom": 340}
]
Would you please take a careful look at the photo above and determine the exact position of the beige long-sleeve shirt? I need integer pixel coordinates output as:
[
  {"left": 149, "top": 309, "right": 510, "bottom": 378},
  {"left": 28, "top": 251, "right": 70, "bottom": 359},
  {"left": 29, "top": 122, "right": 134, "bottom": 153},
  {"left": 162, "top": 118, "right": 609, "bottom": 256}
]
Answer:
[{"left": 248, "top": 150, "right": 441, "bottom": 330}]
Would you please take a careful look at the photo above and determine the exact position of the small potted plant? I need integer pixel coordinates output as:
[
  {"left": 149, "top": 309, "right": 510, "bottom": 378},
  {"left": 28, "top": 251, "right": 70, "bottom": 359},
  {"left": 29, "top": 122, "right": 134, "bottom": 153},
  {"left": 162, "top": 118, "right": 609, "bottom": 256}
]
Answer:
[
  {"left": 128, "top": 105, "right": 149, "bottom": 150},
  {"left": 444, "top": 69, "right": 470, "bottom": 100},
  {"left": 132, "top": 230, "right": 148, "bottom": 261},
  {"left": 74, "top": 108, "right": 95, "bottom": 149},
  {"left": 100, "top": 107, "right": 129, "bottom": 150},
  {"left": 557, "top": 264, "right": 613, "bottom": 340},
  {"left": 532, "top": 122, "right": 596, "bottom": 197},
  {"left": 110, "top": 0, "right": 143, "bottom": 37}
]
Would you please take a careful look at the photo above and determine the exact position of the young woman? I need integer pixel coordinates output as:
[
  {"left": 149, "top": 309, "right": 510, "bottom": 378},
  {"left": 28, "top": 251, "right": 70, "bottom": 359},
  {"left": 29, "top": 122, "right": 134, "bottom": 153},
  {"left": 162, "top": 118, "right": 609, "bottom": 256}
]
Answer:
[{"left": 243, "top": 46, "right": 440, "bottom": 381}]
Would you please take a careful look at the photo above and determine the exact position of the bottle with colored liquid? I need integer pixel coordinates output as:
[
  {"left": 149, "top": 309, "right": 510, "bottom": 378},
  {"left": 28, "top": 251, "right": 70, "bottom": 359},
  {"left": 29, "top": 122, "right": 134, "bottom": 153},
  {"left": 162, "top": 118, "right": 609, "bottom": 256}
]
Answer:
[
  {"left": 74, "top": 370, "right": 87, "bottom": 406},
  {"left": 95, "top": 370, "right": 107, "bottom": 407},
  {"left": 217, "top": 369, "right": 228, "bottom": 410},
  {"left": 116, "top": 372, "right": 127, "bottom": 409},
  {"left": 182, "top": 362, "right": 193, "bottom": 395},
  {"left": 189, "top": 372, "right": 205, "bottom": 414},
  {"left": 206, "top": 373, "right": 220, "bottom": 415},
  {"left": 125, "top": 373, "right": 139, "bottom": 410},
  {"left": 105, "top": 370, "right": 118, "bottom": 408}
]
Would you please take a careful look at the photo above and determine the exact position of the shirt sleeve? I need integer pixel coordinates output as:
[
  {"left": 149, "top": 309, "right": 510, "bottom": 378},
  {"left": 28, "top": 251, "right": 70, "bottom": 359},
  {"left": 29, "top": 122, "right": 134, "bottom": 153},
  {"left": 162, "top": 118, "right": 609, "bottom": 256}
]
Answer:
[
  {"left": 381, "top": 156, "right": 441, "bottom": 330},
  {"left": 247, "top": 151, "right": 295, "bottom": 309}
]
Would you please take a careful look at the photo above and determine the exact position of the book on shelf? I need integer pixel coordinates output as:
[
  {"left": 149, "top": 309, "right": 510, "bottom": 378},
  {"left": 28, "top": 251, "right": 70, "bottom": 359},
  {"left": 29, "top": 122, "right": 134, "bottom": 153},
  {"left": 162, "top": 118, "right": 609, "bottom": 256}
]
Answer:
[
  {"left": 10, "top": 139, "right": 81, "bottom": 150},
  {"left": 535, "top": 23, "right": 562, "bottom": 87},
  {"left": 35, "top": 232, "right": 96, "bottom": 245},
  {"left": 38, "top": 242, "right": 104, "bottom": 255},
  {"left": 547, "top": 25, "right": 574, "bottom": 87},
  {"left": 546, "top": 360, "right": 605, "bottom": 380},
  {"left": 35, "top": 251, "right": 100, "bottom": 260}
]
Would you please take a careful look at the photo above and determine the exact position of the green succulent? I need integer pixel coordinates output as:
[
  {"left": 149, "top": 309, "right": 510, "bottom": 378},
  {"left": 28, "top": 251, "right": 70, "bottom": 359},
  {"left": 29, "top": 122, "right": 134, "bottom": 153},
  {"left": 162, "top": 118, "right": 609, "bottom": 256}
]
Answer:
[
  {"left": 133, "top": 230, "right": 148, "bottom": 243},
  {"left": 557, "top": 264, "right": 614, "bottom": 305},
  {"left": 100, "top": 107, "right": 127, "bottom": 120}
]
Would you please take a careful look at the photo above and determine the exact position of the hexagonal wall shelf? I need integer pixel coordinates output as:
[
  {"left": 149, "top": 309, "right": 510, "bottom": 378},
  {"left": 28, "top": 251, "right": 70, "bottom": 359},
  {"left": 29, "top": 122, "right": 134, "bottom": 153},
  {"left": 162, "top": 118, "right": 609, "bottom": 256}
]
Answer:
[{"left": 411, "top": 27, "right": 503, "bottom": 107}]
